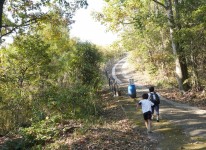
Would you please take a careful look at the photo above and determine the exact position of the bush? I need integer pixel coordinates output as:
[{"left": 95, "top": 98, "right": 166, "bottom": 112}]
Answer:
[
  {"left": 36, "top": 84, "right": 103, "bottom": 119},
  {"left": 19, "top": 115, "right": 63, "bottom": 148}
]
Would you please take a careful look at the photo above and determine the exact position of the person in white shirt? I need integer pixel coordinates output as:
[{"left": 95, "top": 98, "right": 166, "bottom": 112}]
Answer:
[{"left": 137, "top": 93, "right": 154, "bottom": 133}]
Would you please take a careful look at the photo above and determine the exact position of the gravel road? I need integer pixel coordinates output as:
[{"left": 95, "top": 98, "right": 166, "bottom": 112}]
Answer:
[{"left": 112, "top": 57, "right": 206, "bottom": 150}]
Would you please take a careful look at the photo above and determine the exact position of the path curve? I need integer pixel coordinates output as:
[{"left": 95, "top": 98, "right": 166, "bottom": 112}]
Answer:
[{"left": 112, "top": 56, "right": 206, "bottom": 150}]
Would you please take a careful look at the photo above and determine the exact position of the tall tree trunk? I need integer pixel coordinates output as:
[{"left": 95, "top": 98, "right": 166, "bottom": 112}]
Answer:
[
  {"left": 190, "top": 53, "right": 200, "bottom": 90},
  {"left": 154, "top": 0, "right": 189, "bottom": 91},
  {"left": 174, "top": 0, "right": 190, "bottom": 90},
  {"left": 0, "top": 0, "right": 6, "bottom": 40},
  {"left": 165, "top": 0, "right": 189, "bottom": 91}
]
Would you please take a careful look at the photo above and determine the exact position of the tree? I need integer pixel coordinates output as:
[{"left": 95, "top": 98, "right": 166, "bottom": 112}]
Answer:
[
  {"left": 151, "top": 0, "right": 189, "bottom": 90},
  {"left": 174, "top": 1, "right": 206, "bottom": 90},
  {"left": 0, "top": 0, "right": 5, "bottom": 39},
  {"left": 0, "top": 0, "right": 88, "bottom": 43},
  {"left": 68, "top": 41, "right": 103, "bottom": 88},
  {"left": 0, "top": 8, "right": 103, "bottom": 132},
  {"left": 98, "top": 0, "right": 206, "bottom": 91}
]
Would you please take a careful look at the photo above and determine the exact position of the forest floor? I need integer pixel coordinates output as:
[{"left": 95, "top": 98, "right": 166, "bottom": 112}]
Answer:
[{"left": 1, "top": 57, "right": 206, "bottom": 150}]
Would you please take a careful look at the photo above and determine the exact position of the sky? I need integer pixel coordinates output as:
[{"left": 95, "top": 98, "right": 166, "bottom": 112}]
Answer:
[
  {"left": 70, "top": 0, "right": 118, "bottom": 46},
  {"left": 1, "top": 0, "right": 118, "bottom": 47}
]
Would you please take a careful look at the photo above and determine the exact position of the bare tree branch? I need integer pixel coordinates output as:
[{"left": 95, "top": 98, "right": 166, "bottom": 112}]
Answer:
[
  {"left": 0, "top": 15, "right": 44, "bottom": 38},
  {"left": 152, "top": 0, "right": 167, "bottom": 9},
  {"left": 1, "top": 28, "right": 16, "bottom": 37}
]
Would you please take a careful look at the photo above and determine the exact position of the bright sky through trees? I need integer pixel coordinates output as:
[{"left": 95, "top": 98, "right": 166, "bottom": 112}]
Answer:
[
  {"left": 1, "top": 0, "right": 118, "bottom": 47},
  {"left": 70, "top": 0, "right": 118, "bottom": 46}
]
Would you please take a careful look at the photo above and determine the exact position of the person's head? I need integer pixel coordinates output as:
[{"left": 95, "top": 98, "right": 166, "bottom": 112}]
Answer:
[
  {"left": 142, "top": 93, "right": 148, "bottom": 99},
  {"left": 149, "top": 86, "right": 154, "bottom": 92}
]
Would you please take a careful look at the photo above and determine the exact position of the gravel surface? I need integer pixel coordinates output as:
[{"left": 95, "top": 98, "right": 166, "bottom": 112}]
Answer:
[{"left": 112, "top": 57, "right": 206, "bottom": 150}]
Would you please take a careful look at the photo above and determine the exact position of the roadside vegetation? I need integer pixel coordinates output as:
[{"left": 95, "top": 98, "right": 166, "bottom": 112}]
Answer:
[
  {"left": 0, "top": 3, "right": 121, "bottom": 148},
  {"left": 0, "top": 1, "right": 126, "bottom": 148},
  {"left": 95, "top": 0, "right": 206, "bottom": 108},
  {"left": 1, "top": 0, "right": 206, "bottom": 149},
  {"left": 96, "top": 0, "right": 206, "bottom": 91}
]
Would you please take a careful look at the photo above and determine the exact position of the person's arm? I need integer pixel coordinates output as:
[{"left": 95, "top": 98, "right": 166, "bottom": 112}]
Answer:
[
  {"left": 137, "top": 101, "right": 141, "bottom": 109},
  {"left": 148, "top": 93, "right": 150, "bottom": 100},
  {"left": 150, "top": 101, "right": 154, "bottom": 107}
]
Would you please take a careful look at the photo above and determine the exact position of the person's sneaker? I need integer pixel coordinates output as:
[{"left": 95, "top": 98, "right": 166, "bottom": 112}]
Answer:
[{"left": 157, "top": 119, "right": 159, "bottom": 122}]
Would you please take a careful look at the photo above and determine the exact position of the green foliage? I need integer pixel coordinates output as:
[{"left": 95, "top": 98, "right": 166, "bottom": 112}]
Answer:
[
  {"left": 1, "top": 0, "right": 88, "bottom": 40},
  {"left": 0, "top": 2, "right": 107, "bottom": 150},
  {"left": 0, "top": 34, "right": 52, "bottom": 134},
  {"left": 101, "top": 0, "right": 206, "bottom": 90},
  {"left": 1, "top": 34, "right": 51, "bottom": 87},
  {"left": 0, "top": 13, "right": 104, "bottom": 135},
  {"left": 20, "top": 117, "right": 61, "bottom": 143},
  {"left": 173, "top": 1, "right": 206, "bottom": 90},
  {"left": 68, "top": 42, "right": 103, "bottom": 88},
  {"left": 36, "top": 84, "right": 103, "bottom": 119},
  {"left": 0, "top": 115, "right": 64, "bottom": 149}
]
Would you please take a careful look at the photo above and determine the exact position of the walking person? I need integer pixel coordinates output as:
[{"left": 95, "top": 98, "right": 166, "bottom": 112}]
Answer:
[
  {"left": 148, "top": 86, "right": 160, "bottom": 122},
  {"left": 137, "top": 93, "right": 154, "bottom": 133}
]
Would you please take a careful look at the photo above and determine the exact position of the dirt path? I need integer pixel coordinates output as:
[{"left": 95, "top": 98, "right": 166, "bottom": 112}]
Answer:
[{"left": 112, "top": 57, "right": 206, "bottom": 150}]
